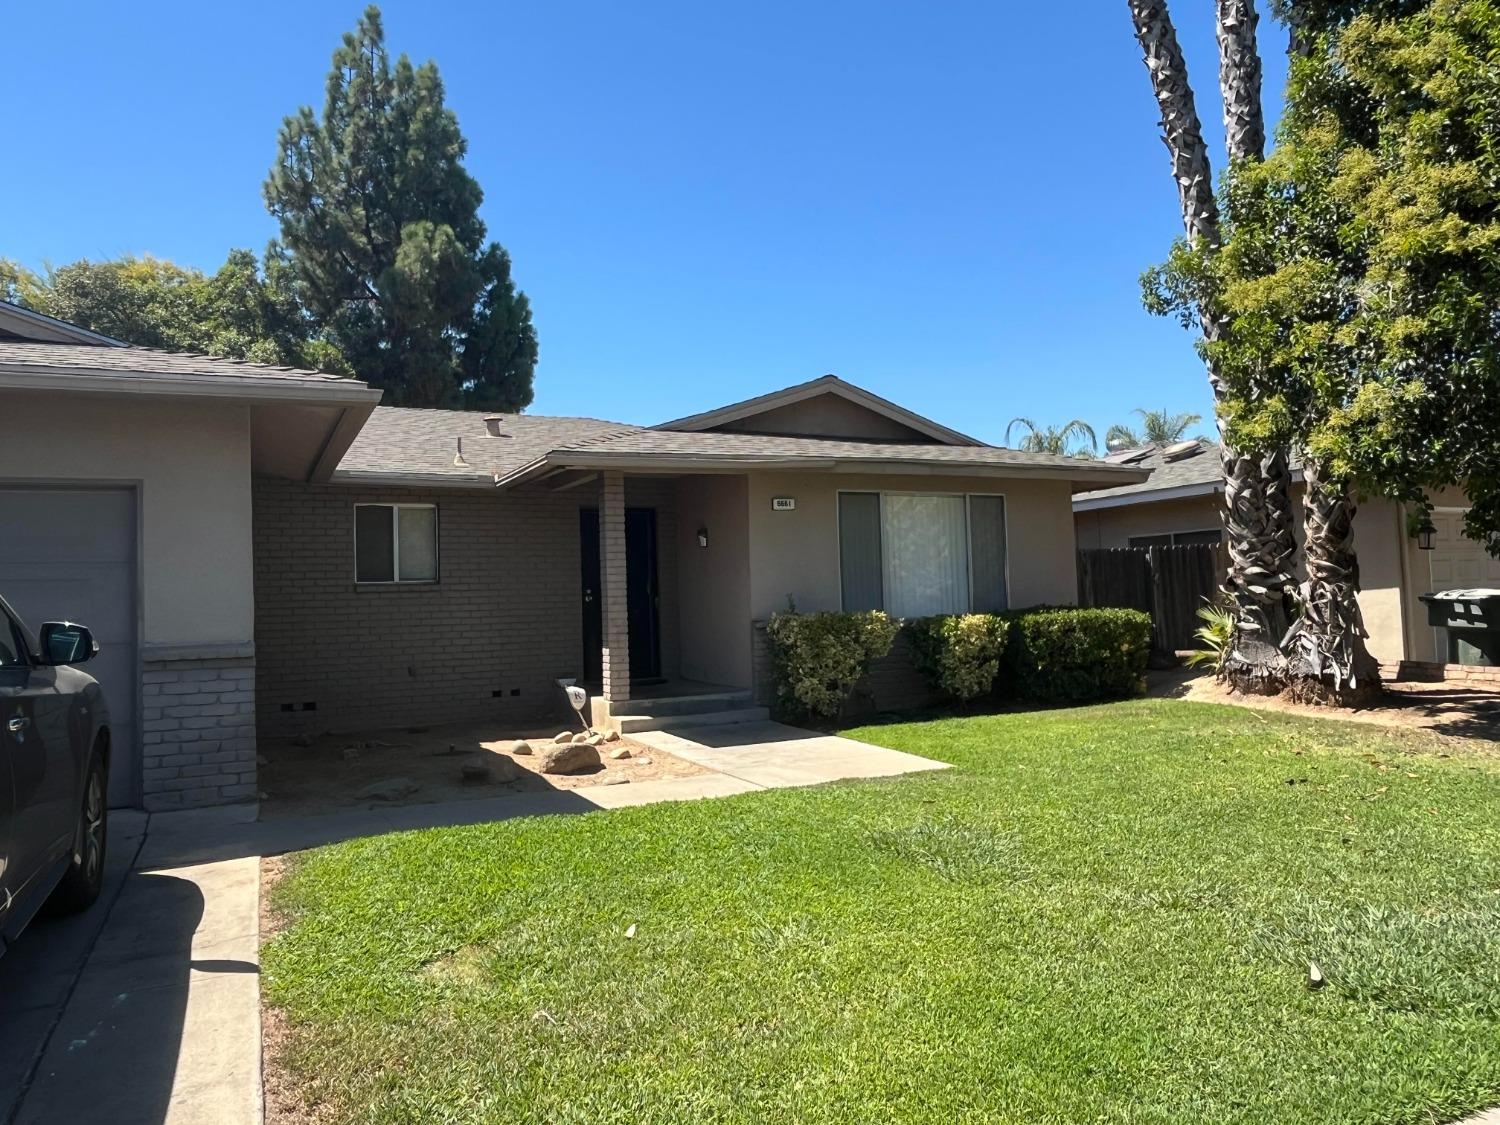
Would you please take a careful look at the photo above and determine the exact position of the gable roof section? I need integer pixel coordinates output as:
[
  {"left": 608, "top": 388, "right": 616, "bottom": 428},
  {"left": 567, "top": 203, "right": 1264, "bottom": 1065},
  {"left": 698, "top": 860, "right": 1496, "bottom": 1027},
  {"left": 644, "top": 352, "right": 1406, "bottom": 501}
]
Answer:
[
  {"left": 0, "top": 300, "right": 126, "bottom": 346},
  {"left": 1073, "top": 441, "right": 1305, "bottom": 512},
  {"left": 655, "top": 374, "right": 983, "bottom": 446}
]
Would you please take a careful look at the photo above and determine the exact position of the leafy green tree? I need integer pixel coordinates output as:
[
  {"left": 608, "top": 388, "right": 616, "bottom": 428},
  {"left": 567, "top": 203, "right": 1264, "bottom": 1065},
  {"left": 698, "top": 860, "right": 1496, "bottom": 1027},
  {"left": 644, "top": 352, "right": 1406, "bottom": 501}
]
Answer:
[
  {"left": 0, "top": 252, "right": 346, "bottom": 372},
  {"left": 1004, "top": 417, "right": 1098, "bottom": 458},
  {"left": 1105, "top": 408, "right": 1208, "bottom": 450},
  {"left": 264, "top": 5, "right": 538, "bottom": 410},
  {"left": 1157, "top": 0, "right": 1500, "bottom": 696}
]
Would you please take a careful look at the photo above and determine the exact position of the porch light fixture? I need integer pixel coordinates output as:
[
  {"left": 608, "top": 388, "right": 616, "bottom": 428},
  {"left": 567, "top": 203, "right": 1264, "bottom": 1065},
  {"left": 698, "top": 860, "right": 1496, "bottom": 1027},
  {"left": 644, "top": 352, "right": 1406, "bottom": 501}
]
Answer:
[
  {"left": 1416, "top": 516, "right": 1437, "bottom": 551},
  {"left": 697, "top": 527, "right": 709, "bottom": 548}
]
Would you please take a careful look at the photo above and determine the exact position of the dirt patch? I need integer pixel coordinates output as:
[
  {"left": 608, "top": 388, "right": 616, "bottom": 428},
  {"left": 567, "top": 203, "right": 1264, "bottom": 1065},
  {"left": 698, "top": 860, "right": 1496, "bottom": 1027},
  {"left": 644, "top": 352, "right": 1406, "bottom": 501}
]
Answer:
[
  {"left": 257, "top": 722, "right": 707, "bottom": 819},
  {"left": 1151, "top": 668, "right": 1500, "bottom": 749},
  {"left": 261, "top": 857, "right": 331, "bottom": 1125}
]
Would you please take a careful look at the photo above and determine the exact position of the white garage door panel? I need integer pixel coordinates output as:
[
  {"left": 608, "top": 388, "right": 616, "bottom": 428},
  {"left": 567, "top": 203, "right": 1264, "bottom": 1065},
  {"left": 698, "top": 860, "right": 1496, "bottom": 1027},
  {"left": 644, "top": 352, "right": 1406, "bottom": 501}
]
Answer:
[{"left": 0, "top": 488, "right": 137, "bottom": 806}]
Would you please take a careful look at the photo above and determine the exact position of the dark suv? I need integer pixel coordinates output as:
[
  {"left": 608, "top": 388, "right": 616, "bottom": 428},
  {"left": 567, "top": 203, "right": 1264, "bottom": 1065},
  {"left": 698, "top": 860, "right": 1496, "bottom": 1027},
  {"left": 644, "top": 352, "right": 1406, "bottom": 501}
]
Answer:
[{"left": 0, "top": 595, "right": 110, "bottom": 955}]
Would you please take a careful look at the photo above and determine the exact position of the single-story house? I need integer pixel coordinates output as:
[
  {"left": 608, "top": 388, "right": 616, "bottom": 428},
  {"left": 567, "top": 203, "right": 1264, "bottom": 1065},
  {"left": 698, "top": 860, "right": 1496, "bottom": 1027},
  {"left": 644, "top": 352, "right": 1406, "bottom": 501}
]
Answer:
[
  {"left": 1073, "top": 439, "right": 1497, "bottom": 676},
  {"left": 0, "top": 301, "right": 1148, "bottom": 811}
]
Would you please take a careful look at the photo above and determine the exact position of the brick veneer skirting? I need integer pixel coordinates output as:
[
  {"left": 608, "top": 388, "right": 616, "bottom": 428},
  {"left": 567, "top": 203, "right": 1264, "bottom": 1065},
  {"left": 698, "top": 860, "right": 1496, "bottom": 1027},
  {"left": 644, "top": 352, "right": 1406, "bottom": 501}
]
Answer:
[
  {"left": 140, "top": 656, "right": 257, "bottom": 810},
  {"left": 1384, "top": 659, "right": 1500, "bottom": 689}
]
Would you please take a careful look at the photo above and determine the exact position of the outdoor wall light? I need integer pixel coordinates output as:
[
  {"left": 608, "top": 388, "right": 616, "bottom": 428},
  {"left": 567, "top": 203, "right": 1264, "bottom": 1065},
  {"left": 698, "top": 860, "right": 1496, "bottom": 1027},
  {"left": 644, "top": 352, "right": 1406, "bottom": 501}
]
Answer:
[
  {"left": 697, "top": 527, "right": 709, "bottom": 548},
  {"left": 1416, "top": 516, "right": 1437, "bottom": 551}
]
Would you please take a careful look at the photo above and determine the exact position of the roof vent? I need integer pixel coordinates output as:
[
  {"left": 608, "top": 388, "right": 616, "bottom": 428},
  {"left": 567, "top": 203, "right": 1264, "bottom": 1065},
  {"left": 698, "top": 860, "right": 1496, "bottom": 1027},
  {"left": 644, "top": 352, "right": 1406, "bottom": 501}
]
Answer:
[
  {"left": 1162, "top": 440, "right": 1203, "bottom": 462},
  {"left": 1105, "top": 446, "right": 1154, "bottom": 465},
  {"left": 484, "top": 415, "right": 504, "bottom": 437},
  {"left": 453, "top": 437, "right": 470, "bottom": 468}
]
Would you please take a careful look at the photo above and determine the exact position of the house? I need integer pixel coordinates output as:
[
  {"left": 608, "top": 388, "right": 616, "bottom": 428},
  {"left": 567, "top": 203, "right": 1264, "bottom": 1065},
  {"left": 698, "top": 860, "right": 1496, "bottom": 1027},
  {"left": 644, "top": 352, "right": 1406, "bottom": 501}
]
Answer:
[
  {"left": 0, "top": 302, "right": 1148, "bottom": 811},
  {"left": 1073, "top": 439, "right": 1497, "bottom": 675}
]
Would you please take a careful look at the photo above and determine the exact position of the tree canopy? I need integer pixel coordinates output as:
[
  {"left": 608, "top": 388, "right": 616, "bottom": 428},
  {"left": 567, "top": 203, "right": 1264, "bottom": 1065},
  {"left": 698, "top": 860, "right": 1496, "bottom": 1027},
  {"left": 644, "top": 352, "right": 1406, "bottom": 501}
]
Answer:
[
  {"left": 1004, "top": 417, "right": 1098, "bottom": 458},
  {"left": 1147, "top": 0, "right": 1500, "bottom": 554},
  {"left": 1105, "top": 408, "right": 1207, "bottom": 450},
  {"left": 0, "top": 252, "right": 346, "bottom": 372},
  {"left": 264, "top": 5, "right": 538, "bottom": 411}
]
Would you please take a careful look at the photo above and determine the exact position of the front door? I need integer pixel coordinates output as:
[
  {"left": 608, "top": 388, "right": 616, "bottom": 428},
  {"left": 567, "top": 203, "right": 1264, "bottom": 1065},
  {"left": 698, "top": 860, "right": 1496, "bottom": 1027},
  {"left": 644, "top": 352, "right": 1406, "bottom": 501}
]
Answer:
[{"left": 579, "top": 507, "right": 662, "bottom": 689}]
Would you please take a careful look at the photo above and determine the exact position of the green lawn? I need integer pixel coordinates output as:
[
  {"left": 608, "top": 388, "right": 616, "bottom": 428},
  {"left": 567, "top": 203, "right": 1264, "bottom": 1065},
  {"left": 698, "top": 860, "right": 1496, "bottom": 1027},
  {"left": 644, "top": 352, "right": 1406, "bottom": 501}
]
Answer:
[{"left": 263, "top": 701, "right": 1500, "bottom": 1124}]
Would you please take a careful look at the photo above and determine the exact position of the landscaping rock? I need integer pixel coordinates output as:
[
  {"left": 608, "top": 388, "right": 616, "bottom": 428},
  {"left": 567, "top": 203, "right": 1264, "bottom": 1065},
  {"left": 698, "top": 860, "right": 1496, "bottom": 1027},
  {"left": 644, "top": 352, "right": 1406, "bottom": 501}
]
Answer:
[
  {"left": 509, "top": 740, "right": 534, "bottom": 756},
  {"left": 356, "top": 777, "right": 418, "bottom": 801},
  {"left": 554, "top": 731, "right": 574, "bottom": 745},
  {"left": 608, "top": 746, "right": 633, "bottom": 760},
  {"left": 340, "top": 746, "right": 361, "bottom": 761},
  {"left": 292, "top": 732, "right": 317, "bottom": 749},
  {"left": 635, "top": 756, "right": 653, "bottom": 766},
  {"left": 461, "top": 753, "right": 522, "bottom": 784},
  {"left": 598, "top": 776, "right": 629, "bottom": 786},
  {"left": 571, "top": 731, "right": 592, "bottom": 745},
  {"left": 539, "top": 742, "right": 601, "bottom": 775},
  {"left": 585, "top": 732, "right": 604, "bottom": 747},
  {"left": 604, "top": 730, "right": 620, "bottom": 742}
]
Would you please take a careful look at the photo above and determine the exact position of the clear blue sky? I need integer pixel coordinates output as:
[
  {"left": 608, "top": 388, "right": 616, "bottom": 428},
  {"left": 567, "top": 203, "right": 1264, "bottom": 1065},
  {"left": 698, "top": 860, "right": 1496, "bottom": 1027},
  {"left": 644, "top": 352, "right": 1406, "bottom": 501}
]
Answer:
[{"left": 4, "top": 1, "right": 1287, "bottom": 445}]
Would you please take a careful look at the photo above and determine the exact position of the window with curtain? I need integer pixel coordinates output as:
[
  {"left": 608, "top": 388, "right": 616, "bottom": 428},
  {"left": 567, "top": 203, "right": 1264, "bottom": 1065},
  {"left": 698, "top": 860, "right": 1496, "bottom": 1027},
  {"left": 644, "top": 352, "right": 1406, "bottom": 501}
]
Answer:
[
  {"left": 838, "top": 492, "right": 1008, "bottom": 616},
  {"left": 355, "top": 504, "right": 439, "bottom": 583}
]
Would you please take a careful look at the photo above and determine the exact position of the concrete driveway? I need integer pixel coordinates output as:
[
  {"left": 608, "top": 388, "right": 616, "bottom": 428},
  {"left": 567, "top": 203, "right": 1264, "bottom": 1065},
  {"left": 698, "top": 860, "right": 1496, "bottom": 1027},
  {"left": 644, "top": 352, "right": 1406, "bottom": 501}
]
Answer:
[{"left": 0, "top": 810, "right": 261, "bottom": 1125}]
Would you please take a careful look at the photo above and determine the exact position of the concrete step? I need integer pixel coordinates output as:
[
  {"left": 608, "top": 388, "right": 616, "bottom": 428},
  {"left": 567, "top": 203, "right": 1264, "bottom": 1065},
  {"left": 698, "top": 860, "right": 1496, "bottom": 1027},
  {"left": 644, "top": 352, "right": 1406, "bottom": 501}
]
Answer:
[
  {"left": 614, "top": 706, "right": 770, "bottom": 735},
  {"left": 619, "top": 690, "right": 753, "bottom": 718}
]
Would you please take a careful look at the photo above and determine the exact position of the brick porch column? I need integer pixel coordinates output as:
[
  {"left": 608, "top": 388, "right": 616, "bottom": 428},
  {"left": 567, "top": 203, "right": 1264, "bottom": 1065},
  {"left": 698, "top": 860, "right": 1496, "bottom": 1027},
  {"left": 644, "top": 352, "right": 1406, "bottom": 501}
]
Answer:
[{"left": 600, "top": 470, "right": 631, "bottom": 703}]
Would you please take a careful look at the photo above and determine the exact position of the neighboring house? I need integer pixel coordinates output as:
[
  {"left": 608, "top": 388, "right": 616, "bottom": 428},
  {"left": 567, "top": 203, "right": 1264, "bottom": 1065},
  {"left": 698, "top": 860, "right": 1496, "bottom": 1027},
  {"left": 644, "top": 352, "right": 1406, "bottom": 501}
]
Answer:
[
  {"left": 0, "top": 302, "right": 1147, "bottom": 812},
  {"left": 1073, "top": 439, "right": 1497, "bottom": 674}
]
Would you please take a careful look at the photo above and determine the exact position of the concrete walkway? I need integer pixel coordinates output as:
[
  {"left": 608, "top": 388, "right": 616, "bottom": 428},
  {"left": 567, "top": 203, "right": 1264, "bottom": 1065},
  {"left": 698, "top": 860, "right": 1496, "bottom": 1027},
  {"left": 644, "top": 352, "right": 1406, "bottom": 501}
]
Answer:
[{"left": 3, "top": 720, "right": 944, "bottom": 1123}]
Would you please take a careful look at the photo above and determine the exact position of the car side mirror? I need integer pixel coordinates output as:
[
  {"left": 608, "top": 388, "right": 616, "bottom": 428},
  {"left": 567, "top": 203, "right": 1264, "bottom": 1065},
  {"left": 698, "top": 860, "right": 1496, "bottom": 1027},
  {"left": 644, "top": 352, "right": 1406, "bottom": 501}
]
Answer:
[{"left": 39, "top": 622, "right": 97, "bottom": 666}]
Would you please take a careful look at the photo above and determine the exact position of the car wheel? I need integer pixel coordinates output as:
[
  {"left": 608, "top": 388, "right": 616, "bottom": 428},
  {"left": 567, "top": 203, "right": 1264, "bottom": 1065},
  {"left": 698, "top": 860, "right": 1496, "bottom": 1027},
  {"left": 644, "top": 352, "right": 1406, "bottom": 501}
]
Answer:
[{"left": 48, "top": 753, "right": 108, "bottom": 915}]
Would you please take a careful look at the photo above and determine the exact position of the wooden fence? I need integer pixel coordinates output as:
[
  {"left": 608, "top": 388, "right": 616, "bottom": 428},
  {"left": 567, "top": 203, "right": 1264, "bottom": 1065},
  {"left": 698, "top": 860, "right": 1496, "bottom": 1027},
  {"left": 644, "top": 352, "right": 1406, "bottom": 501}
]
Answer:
[{"left": 1077, "top": 544, "right": 1226, "bottom": 653}]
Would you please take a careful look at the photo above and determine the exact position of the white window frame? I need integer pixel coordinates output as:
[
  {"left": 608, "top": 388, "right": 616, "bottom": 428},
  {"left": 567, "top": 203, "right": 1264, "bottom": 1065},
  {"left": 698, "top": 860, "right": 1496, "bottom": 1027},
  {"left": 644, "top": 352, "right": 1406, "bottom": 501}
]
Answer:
[
  {"left": 353, "top": 502, "right": 439, "bottom": 585},
  {"left": 835, "top": 489, "right": 1010, "bottom": 615}
]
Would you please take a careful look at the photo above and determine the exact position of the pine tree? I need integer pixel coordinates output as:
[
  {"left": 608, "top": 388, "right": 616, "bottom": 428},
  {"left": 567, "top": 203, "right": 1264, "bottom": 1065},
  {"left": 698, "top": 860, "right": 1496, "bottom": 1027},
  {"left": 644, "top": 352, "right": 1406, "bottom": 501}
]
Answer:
[{"left": 264, "top": 6, "right": 538, "bottom": 410}]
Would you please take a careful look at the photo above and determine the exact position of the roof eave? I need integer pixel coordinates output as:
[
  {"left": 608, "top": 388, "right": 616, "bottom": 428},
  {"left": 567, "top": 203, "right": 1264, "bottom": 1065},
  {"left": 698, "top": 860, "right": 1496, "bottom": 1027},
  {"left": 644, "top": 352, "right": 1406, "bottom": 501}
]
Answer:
[
  {"left": 494, "top": 451, "right": 1152, "bottom": 491},
  {"left": 0, "top": 365, "right": 383, "bottom": 406}
]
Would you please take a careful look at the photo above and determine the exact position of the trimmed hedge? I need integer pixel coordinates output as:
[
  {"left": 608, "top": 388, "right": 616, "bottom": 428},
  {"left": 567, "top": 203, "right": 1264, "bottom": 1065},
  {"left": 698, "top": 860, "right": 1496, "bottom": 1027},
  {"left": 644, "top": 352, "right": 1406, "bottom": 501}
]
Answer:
[
  {"left": 1002, "top": 607, "right": 1152, "bottom": 703},
  {"left": 909, "top": 614, "right": 1012, "bottom": 702},
  {"left": 765, "top": 609, "right": 901, "bottom": 721}
]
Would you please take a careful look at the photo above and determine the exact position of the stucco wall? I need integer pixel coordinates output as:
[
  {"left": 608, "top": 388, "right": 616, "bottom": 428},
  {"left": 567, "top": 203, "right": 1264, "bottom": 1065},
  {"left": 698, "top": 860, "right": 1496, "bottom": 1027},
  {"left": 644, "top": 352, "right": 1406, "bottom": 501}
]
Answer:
[
  {"left": 711, "top": 395, "right": 934, "bottom": 442},
  {"left": 745, "top": 472, "right": 1079, "bottom": 619},
  {"left": 0, "top": 391, "right": 255, "bottom": 647},
  {"left": 253, "top": 475, "right": 681, "bottom": 736},
  {"left": 673, "top": 474, "right": 752, "bottom": 687},
  {"left": 1075, "top": 495, "right": 1227, "bottom": 550}
]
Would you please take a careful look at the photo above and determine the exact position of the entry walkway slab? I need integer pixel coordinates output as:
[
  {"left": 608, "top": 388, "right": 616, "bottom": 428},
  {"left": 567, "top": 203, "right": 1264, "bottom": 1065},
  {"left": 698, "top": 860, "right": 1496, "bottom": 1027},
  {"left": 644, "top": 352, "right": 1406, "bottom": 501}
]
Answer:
[{"left": 627, "top": 720, "right": 949, "bottom": 789}]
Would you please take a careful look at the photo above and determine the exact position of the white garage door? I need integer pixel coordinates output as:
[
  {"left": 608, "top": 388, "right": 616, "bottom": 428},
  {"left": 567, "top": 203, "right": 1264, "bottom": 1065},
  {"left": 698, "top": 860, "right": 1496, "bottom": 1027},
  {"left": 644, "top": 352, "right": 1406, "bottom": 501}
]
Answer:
[{"left": 0, "top": 487, "right": 137, "bottom": 805}]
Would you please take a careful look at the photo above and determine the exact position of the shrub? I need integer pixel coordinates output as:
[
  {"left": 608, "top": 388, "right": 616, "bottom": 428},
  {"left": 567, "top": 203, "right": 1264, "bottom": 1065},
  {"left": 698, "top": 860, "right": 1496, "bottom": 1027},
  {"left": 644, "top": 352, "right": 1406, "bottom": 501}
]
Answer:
[
  {"left": 1185, "top": 602, "right": 1235, "bottom": 675},
  {"left": 765, "top": 609, "right": 900, "bottom": 721},
  {"left": 909, "top": 614, "right": 1011, "bottom": 702},
  {"left": 1002, "top": 607, "right": 1151, "bottom": 703}
]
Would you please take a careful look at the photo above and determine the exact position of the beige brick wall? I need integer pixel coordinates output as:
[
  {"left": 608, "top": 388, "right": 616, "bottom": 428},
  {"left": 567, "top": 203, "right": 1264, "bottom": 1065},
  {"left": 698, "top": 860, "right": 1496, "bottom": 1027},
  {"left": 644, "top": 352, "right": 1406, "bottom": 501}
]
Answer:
[{"left": 253, "top": 476, "right": 680, "bottom": 738}]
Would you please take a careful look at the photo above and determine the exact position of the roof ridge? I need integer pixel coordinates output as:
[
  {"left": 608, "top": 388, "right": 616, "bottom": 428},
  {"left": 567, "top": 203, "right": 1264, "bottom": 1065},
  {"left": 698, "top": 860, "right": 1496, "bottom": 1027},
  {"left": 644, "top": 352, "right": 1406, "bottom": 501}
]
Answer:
[{"left": 550, "top": 424, "right": 650, "bottom": 452}]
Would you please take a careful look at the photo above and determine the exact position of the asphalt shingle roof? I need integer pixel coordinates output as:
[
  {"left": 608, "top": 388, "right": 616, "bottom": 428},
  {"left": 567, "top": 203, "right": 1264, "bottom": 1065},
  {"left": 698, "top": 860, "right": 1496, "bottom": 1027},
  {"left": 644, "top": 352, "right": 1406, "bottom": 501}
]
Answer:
[
  {"left": 337, "top": 407, "right": 642, "bottom": 480},
  {"left": 336, "top": 407, "right": 1149, "bottom": 485},
  {"left": 1074, "top": 442, "right": 1223, "bottom": 503},
  {"left": 0, "top": 340, "right": 356, "bottom": 384}
]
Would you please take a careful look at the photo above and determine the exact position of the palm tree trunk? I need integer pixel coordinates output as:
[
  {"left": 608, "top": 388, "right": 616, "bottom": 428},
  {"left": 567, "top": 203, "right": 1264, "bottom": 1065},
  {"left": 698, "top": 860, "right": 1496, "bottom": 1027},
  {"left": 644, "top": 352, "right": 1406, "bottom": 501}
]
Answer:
[
  {"left": 1129, "top": 0, "right": 1292, "bottom": 690},
  {"left": 1213, "top": 0, "right": 1298, "bottom": 688},
  {"left": 1283, "top": 459, "right": 1382, "bottom": 704}
]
